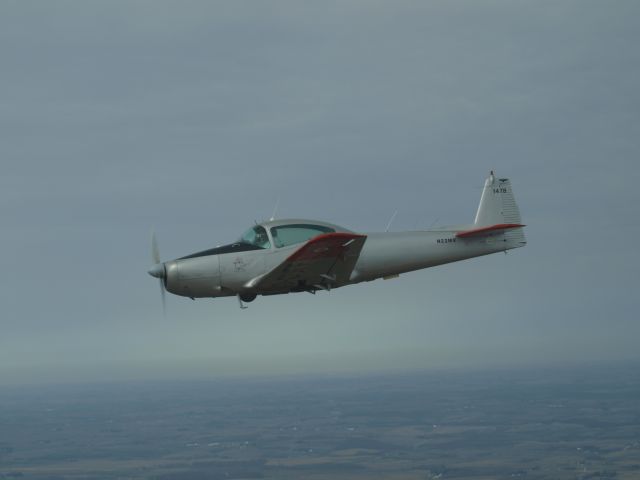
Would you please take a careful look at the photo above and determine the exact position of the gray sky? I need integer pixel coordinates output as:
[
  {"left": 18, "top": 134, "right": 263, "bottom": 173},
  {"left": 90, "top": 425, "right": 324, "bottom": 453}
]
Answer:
[{"left": 1, "top": 1, "right": 639, "bottom": 384}]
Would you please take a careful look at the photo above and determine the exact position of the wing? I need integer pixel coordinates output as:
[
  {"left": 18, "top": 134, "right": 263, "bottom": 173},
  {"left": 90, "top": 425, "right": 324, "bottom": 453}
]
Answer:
[
  {"left": 455, "top": 223, "right": 525, "bottom": 238},
  {"left": 246, "top": 232, "right": 367, "bottom": 293}
]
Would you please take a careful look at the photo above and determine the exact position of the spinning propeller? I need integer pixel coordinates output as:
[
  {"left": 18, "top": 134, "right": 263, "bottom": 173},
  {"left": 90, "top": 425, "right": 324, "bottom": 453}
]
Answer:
[{"left": 148, "top": 231, "right": 166, "bottom": 316}]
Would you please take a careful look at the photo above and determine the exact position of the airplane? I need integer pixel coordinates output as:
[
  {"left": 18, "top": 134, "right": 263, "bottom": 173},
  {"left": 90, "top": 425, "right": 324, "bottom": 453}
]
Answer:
[{"left": 148, "top": 171, "right": 526, "bottom": 309}]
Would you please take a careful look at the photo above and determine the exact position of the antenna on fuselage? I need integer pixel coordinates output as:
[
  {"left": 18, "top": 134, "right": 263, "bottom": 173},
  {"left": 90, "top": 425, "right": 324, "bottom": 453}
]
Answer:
[
  {"left": 269, "top": 197, "right": 280, "bottom": 221},
  {"left": 426, "top": 217, "right": 440, "bottom": 230},
  {"left": 385, "top": 210, "right": 398, "bottom": 232}
]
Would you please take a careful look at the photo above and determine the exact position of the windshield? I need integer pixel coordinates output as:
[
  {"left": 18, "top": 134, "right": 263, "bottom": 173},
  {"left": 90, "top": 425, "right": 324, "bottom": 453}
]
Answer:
[{"left": 239, "top": 225, "right": 271, "bottom": 249}]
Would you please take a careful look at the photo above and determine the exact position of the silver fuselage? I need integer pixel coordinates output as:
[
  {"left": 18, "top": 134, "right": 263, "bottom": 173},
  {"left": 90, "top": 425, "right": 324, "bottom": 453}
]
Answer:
[{"left": 162, "top": 222, "right": 523, "bottom": 299}]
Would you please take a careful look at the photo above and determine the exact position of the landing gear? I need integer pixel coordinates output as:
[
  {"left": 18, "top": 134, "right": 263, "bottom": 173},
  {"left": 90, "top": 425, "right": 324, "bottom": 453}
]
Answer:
[
  {"left": 237, "top": 292, "right": 256, "bottom": 309},
  {"left": 239, "top": 293, "right": 256, "bottom": 303}
]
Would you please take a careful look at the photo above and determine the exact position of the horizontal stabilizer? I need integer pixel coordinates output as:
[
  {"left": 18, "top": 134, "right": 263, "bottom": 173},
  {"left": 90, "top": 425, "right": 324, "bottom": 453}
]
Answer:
[{"left": 456, "top": 223, "right": 525, "bottom": 238}]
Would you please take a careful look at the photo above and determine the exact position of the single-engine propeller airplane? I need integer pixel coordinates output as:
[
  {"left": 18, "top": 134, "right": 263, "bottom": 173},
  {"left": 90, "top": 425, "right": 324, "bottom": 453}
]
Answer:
[{"left": 148, "top": 171, "right": 526, "bottom": 310}]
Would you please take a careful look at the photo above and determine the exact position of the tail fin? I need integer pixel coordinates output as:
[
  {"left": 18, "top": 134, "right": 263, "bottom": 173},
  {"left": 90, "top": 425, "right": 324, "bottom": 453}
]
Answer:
[
  {"left": 473, "top": 171, "right": 526, "bottom": 246},
  {"left": 475, "top": 171, "right": 522, "bottom": 225}
]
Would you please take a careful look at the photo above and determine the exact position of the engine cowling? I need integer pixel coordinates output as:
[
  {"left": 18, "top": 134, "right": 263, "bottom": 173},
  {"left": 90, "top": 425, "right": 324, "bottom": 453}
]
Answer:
[{"left": 164, "top": 256, "right": 222, "bottom": 298}]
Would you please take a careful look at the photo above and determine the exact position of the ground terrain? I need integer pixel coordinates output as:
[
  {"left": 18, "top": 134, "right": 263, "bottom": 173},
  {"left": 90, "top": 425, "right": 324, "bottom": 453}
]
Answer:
[{"left": 1, "top": 364, "right": 639, "bottom": 479}]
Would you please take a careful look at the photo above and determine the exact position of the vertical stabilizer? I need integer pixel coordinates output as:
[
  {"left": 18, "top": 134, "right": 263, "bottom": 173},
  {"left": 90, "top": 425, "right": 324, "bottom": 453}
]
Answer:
[
  {"left": 473, "top": 171, "right": 526, "bottom": 247},
  {"left": 474, "top": 171, "right": 522, "bottom": 226}
]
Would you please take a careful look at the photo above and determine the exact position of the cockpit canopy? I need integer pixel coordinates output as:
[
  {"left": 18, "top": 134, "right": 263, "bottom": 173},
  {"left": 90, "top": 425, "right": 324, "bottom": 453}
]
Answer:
[
  {"left": 239, "top": 222, "right": 339, "bottom": 249},
  {"left": 180, "top": 219, "right": 350, "bottom": 260}
]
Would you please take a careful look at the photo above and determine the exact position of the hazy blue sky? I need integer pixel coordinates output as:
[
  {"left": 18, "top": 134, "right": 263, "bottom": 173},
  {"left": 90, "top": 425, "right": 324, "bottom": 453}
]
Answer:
[{"left": 1, "top": 1, "right": 638, "bottom": 384}]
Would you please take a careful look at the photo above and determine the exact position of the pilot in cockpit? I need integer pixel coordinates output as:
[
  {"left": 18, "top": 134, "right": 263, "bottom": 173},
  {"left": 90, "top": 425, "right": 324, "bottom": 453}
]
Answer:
[{"left": 254, "top": 228, "right": 270, "bottom": 249}]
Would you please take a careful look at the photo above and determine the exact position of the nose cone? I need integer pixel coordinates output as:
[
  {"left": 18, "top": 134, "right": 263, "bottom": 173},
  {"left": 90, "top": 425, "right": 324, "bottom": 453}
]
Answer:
[{"left": 148, "top": 263, "right": 165, "bottom": 278}]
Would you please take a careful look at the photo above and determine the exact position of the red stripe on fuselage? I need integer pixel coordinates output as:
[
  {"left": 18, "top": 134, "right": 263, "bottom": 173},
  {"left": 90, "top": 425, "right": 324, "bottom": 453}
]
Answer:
[{"left": 456, "top": 223, "right": 525, "bottom": 238}]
